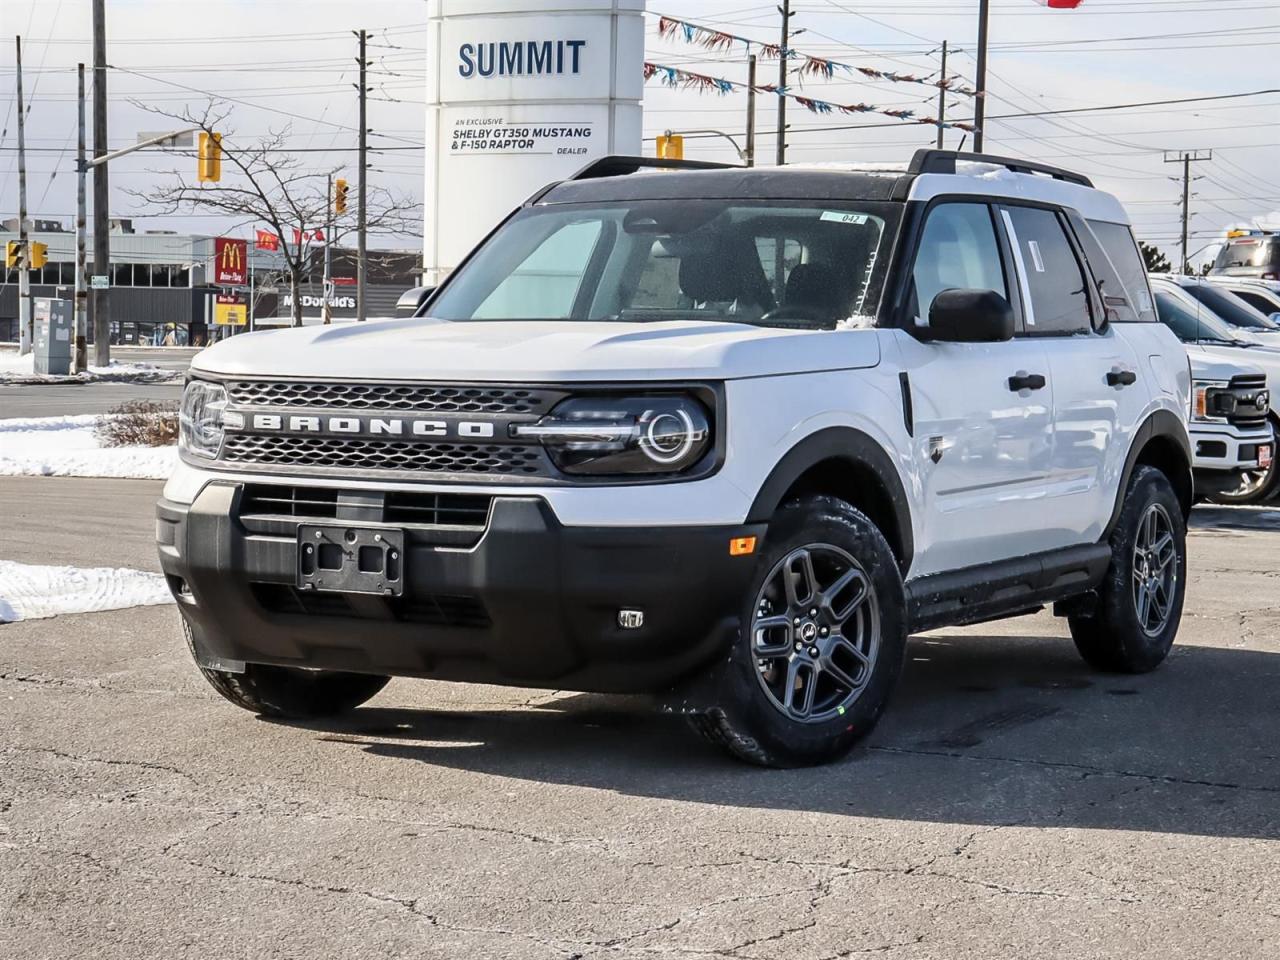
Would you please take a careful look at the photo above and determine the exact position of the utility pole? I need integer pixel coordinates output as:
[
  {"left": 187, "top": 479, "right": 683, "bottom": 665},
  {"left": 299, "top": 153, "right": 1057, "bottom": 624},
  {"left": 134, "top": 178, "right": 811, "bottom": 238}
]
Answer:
[
  {"left": 974, "top": 0, "right": 990, "bottom": 153},
  {"left": 15, "top": 36, "right": 32, "bottom": 355},
  {"left": 356, "top": 29, "right": 368, "bottom": 322},
  {"left": 323, "top": 172, "right": 333, "bottom": 325},
  {"left": 745, "top": 54, "right": 757, "bottom": 167},
  {"left": 74, "top": 63, "right": 88, "bottom": 372},
  {"left": 936, "top": 40, "right": 949, "bottom": 150},
  {"left": 1165, "top": 149, "right": 1212, "bottom": 274},
  {"left": 92, "top": 0, "right": 111, "bottom": 366},
  {"left": 775, "top": 0, "right": 790, "bottom": 166}
]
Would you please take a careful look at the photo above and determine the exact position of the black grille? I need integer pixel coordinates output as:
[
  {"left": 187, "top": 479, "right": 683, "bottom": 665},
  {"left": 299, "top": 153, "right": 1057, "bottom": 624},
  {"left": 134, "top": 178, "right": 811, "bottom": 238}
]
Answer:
[
  {"left": 223, "top": 435, "right": 548, "bottom": 476},
  {"left": 1222, "top": 374, "right": 1270, "bottom": 429},
  {"left": 238, "top": 485, "right": 493, "bottom": 527},
  {"left": 226, "top": 380, "right": 561, "bottom": 415},
  {"left": 251, "top": 583, "right": 490, "bottom": 628}
]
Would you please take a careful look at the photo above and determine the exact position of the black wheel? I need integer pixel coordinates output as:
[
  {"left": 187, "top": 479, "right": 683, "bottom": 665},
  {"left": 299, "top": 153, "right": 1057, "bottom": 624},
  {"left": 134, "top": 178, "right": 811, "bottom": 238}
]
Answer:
[
  {"left": 182, "top": 618, "right": 390, "bottom": 718},
  {"left": 1205, "top": 418, "right": 1280, "bottom": 505},
  {"left": 1069, "top": 465, "right": 1186, "bottom": 673},
  {"left": 689, "top": 495, "right": 908, "bottom": 767}
]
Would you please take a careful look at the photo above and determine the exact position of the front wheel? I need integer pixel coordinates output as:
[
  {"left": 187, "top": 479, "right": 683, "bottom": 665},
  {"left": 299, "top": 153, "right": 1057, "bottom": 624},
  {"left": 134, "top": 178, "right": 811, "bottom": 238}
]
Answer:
[
  {"left": 1069, "top": 465, "right": 1187, "bottom": 673},
  {"left": 1205, "top": 419, "right": 1280, "bottom": 505},
  {"left": 182, "top": 619, "right": 390, "bottom": 718},
  {"left": 689, "top": 496, "right": 908, "bottom": 767}
]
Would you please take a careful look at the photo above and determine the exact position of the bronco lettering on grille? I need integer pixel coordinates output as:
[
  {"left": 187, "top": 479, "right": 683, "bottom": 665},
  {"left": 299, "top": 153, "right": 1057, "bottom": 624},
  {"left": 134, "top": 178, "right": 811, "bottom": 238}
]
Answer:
[{"left": 248, "top": 413, "right": 497, "bottom": 439}]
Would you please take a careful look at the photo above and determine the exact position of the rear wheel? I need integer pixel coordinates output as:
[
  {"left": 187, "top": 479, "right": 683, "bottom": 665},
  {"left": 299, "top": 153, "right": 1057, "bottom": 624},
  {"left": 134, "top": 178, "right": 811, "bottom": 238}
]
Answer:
[
  {"left": 689, "top": 496, "right": 908, "bottom": 767},
  {"left": 1069, "top": 466, "right": 1186, "bottom": 673},
  {"left": 182, "top": 619, "right": 390, "bottom": 718}
]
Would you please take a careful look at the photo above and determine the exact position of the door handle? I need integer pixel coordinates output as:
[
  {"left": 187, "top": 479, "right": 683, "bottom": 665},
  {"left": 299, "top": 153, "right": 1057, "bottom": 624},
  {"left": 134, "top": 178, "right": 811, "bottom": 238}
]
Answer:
[
  {"left": 1008, "top": 373, "right": 1047, "bottom": 392},
  {"left": 1106, "top": 369, "right": 1138, "bottom": 387}
]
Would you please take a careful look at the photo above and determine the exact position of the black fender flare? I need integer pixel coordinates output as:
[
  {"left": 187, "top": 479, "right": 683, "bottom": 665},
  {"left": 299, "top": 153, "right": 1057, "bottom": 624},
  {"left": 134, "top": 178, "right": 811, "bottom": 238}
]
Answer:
[
  {"left": 1105, "top": 409, "right": 1193, "bottom": 537},
  {"left": 746, "top": 426, "right": 914, "bottom": 573}
]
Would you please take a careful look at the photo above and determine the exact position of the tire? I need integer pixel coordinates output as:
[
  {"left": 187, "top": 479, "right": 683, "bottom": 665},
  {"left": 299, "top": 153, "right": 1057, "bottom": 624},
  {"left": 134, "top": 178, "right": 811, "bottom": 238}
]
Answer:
[
  {"left": 1068, "top": 465, "right": 1187, "bottom": 673},
  {"left": 1205, "top": 418, "right": 1280, "bottom": 505},
  {"left": 182, "top": 618, "right": 390, "bottom": 719},
  {"left": 689, "top": 495, "right": 908, "bottom": 767}
]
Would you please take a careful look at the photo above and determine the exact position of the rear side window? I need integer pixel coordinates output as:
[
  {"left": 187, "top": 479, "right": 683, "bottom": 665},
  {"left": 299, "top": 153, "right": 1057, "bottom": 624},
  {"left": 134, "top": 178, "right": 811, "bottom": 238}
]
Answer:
[
  {"left": 1001, "top": 205, "right": 1091, "bottom": 335},
  {"left": 908, "top": 202, "right": 1008, "bottom": 327},
  {"left": 1086, "top": 219, "right": 1156, "bottom": 322}
]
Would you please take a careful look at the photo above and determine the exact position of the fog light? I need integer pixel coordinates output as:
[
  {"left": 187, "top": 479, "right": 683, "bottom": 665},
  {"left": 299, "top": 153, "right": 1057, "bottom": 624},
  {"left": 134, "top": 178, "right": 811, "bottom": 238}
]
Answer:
[{"left": 618, "top": 609, "right": 645, "bottom": 629}]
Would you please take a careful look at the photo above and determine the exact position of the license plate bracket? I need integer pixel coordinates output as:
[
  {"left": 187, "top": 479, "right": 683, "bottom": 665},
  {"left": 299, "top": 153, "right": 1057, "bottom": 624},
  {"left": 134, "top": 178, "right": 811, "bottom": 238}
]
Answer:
[
  {"left": 297, "top": 525, "right": 405, "bottom": 596},
  {"left": 1260, "top": 444, "right": 1274, "bottom": 470}
]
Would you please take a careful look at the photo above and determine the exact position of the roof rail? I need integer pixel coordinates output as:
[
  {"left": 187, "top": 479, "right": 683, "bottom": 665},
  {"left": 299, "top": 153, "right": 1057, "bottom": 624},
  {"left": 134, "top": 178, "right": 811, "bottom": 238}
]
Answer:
[
  {"left": 567, "top": 155, "right": 740, "bottom": 181},
  {"left": 908, "top": 149, "right": 1094, "bottom": 188}
]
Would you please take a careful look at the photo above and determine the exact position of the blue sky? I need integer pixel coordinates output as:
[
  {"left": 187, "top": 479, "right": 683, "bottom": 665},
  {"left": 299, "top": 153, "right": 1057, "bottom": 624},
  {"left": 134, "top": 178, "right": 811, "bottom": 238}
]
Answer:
[{"left": 2, "top": 0, "right": 1277, "bottom": 263}]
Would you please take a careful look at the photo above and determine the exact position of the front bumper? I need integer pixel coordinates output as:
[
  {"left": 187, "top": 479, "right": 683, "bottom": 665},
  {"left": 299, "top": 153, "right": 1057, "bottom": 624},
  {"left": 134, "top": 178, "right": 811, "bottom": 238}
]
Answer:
[
  {"left": 1190, "top": 421, "right": 1273, "bottom": 494},
  {"left": 157, "top": 482, "right": 764, "bottom": 693}
]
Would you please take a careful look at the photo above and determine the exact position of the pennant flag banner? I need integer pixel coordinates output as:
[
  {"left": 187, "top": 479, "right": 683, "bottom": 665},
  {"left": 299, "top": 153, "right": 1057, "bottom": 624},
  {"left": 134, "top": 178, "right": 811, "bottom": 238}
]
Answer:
[
  {"left": 254, "top": 229, "right": 279, "bottom": 251},
  {"left": 1035, "top": 1, "right": 1085, "bottom": 7},
  {"left": 643, "top": 62, "right": 977, "bottom": 132},
  {"left": 655, "top": 15, "right": 975, "bottom": 97}
]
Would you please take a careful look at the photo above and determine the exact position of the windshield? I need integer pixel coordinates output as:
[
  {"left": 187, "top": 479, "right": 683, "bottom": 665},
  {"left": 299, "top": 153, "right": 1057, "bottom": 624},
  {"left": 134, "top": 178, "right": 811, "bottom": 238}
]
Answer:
[
  {"left": 427, "top": 199, "right": 901, "bottom": 330},
  {"left": 1153, "top": 289, "right": 1250, "bottom": 345},
  {"left": 1215, "top": 237, "right": 1280, "bottom": 271},
  {"left": 1180, "top": 282, "right": 1279, "bottom": 331}
]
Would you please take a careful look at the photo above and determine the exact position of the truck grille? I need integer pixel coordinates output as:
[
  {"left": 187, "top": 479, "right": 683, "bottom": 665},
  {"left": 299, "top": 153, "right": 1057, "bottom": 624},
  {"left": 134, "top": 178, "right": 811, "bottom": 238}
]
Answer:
[
  {"left": 222, "top": 435, "right": 548, "bottom": 476},
  {"left": 239, "top": 485, "right": 494, "bottom": 527},
  {"left": 251, "top": 583, "right": 491, "bottom": 628},
  {"left": 226, "top": 380, "right": 562, "bottom": 416},
  {"left": 1223, "top": 373, "right": 1270, "bottom": 429}
]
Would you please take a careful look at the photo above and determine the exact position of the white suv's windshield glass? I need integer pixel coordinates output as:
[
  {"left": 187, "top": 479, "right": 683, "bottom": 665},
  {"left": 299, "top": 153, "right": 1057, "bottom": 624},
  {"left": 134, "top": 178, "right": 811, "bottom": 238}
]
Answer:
[{"left": 428, "top": 200, "right": 901, "bottom": 329}]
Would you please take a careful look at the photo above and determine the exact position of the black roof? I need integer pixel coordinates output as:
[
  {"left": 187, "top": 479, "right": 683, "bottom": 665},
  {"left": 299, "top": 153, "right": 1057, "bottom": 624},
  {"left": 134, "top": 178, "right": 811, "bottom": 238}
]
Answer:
[{"left": 539, "top": 166, "right": 908, "bottom": 205}]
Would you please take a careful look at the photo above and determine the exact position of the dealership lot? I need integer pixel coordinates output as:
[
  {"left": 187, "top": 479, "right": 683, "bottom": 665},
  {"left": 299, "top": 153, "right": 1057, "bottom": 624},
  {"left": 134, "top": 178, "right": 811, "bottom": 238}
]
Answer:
[{"left": 1, "top": 476, "right": 1278, "bottom": 959}]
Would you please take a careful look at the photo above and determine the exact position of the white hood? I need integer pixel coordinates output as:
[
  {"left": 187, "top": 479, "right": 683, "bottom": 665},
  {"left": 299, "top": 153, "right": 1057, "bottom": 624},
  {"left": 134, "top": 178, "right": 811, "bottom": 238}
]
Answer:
[
  {"left": 191, "top": 318, "right": 882, "bottom": 381},
  {"left": 1188, "top": 351, "right": 1266, "bottom": 383},
  {"left": 1188, "top": 342, "right": 1279, "bottom": 410}
]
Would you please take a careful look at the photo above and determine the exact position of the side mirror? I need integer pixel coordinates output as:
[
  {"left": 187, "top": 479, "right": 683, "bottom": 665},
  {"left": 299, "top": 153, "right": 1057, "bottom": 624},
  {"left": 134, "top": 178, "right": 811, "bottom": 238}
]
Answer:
[
  {"left": 395, "top": 285, "right": 437, "bottom": 317},
  {"left": 926, "top": 288, "right": 1015, "bottom": 343}
]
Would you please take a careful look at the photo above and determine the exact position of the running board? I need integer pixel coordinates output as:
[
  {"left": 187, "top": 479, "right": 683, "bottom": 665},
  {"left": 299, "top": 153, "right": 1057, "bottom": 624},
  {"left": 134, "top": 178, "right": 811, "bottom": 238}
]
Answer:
[{"left": 905, "top": 543, "right": 1111, "bottom": 633}]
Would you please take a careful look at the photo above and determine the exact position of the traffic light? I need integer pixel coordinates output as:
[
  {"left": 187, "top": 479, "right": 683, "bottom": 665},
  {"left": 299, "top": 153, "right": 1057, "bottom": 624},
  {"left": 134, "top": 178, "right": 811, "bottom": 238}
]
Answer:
[
  {"left": 5, "top": 241, "right": 20, "bottom": 269},
  {"left": 656, "top": 134, "right": 684, "bottom": 160},
  {"left": 29, "top": 241, "right": 48, "bottom": 269},
  {"left": 198, "top": 131, "right": 222, "bottom": 183},
  {"left": 334, "top": 178, "right": 348, "bottom": 215}
]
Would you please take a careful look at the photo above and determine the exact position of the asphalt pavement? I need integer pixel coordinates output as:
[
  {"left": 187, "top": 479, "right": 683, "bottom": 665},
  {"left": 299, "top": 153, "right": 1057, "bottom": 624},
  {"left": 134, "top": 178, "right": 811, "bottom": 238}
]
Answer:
[
  {"left": 2, "top": 476, "right": 1278, "bottom": 958},
  {"left": 0, "top": 345, "right": 192, "bottom": 419}
]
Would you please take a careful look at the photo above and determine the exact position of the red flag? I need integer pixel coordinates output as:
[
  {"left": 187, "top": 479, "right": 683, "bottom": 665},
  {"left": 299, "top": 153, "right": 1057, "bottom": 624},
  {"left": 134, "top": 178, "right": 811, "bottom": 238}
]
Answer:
[
  {"left": 292, "top": 228, "right": 315, "bottom": 246},
  {"left": 311, "top": 228, "right": 325, "bottom": 243},
  {"left": 254, "top": 229, "right": 279, "bottom": 251},
  {"left": 1034, "top": 0, "right": 1084, "bottom": 7}
]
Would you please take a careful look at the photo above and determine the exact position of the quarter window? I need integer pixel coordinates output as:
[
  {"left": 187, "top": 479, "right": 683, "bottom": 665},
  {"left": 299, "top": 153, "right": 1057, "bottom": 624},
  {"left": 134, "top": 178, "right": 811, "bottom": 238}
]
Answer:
[
  {"left": 1001, "top": 206, "right": 1091, "bottom": 335},
  {"left": 909, "top": 202, "right": 1007, "bottom": 327}
]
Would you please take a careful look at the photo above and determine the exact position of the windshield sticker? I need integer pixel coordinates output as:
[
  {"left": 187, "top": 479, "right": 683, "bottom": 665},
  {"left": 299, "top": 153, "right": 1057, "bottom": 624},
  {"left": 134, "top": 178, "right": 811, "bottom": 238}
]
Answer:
[
  {"left": 1027, "top": 240, "right": 1046, "bottom": 273},
  {"left": 820, "top": 211, "right": 869, "bottom": 225}
]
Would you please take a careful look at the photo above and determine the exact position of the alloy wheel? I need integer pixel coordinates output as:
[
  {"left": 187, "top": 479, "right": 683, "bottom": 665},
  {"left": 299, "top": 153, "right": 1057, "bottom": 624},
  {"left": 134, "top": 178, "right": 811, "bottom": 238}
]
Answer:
[
  {"left": 1132, "top": 503, "right": 1178, "bottom": 637},
  {"left": 750, "top": 543, "right": 881, "bottom": 724}
]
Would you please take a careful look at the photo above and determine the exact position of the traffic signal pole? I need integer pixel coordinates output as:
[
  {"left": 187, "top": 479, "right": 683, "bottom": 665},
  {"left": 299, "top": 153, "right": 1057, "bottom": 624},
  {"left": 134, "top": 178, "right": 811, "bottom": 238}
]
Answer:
[
  {"left": 323, "top": 173, "right": 333, "bottom": 325},
  {"left": 974, "top": 0, "right": 990, "bottom": 152},
  {"left": 75, "top": 63, "right": 88, "bottom": 373},
  {"left": 15, "top": 36, "right": 32, "bottom": 355}
]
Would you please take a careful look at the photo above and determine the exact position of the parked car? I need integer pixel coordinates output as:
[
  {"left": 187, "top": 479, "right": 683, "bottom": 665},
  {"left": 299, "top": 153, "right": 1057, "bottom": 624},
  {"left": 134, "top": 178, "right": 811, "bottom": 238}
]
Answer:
[
  {"left": 1204, "top": 275, "right": 1280, "bottom": 321},
  {"left": 1150, "top": 277, "right": 1279, "bottom": 503},
  {"left": 1210, "top": 230, "right": 1280, "bottom": 281},
  {"left": 159, "top": 150, "right": 1194, "bottom": 767},
  {"left": 1155, "top": 274, "right": 1280, "bottom": 344}
]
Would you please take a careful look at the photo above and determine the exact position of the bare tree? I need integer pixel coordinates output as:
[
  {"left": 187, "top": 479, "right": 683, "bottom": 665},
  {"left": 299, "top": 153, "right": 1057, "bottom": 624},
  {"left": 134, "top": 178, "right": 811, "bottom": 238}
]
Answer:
[{"left": 128, "top": 102, "right": 420, "bottom": 326}]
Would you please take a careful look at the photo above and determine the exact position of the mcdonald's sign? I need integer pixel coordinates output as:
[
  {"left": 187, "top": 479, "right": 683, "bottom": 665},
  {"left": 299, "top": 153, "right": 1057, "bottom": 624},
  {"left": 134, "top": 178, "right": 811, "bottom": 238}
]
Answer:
[{"left": 214, "top": 237, "right": 248, "bottom": 286}]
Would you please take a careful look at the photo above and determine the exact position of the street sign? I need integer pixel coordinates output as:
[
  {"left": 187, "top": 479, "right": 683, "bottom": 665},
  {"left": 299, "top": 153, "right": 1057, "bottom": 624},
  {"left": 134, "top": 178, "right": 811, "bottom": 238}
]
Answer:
[
  {"left": 90, "top": 275, "right": 109, "bottom": 289},
  {"left": 214, "top": 237, "right": 248, "bottom": 286},
  {"left": 213, "top": 292, "right": 248, "bottom": 326}
]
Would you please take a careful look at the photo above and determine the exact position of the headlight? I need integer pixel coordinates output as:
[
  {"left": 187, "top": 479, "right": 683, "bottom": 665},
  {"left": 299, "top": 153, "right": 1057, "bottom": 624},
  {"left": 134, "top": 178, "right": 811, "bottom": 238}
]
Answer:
[
  {"left": 1192, "top": 380, "right": 1229, "bottom": 423},
  {"left": 513, "top": 395, "right": 711, "bottom": 476},
  {"left": 179, "top": 380, "right": 230, "bottom": 459}
]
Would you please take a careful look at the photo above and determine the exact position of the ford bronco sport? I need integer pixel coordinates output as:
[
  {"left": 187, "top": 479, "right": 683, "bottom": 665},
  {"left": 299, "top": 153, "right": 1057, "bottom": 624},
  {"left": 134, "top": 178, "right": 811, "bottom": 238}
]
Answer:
[{"left": 160, "top": 150, "right": 1193, "bottom": 766}]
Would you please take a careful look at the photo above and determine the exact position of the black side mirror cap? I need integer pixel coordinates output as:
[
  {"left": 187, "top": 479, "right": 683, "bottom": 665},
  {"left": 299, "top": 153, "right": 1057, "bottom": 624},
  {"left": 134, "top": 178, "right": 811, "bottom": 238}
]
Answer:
[
  {"left": 396, "top": 285, "right": 437, "bottom": 317},
  {"left": 925, "top": 288, "right": 1015, "bottom": 343}
]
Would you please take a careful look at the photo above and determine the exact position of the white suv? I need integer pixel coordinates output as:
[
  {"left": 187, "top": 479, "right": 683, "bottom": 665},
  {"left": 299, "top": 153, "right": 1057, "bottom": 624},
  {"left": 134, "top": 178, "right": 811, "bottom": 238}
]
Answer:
[{"left": 160, "top": 151, "right": 1193, "bottom": 766}]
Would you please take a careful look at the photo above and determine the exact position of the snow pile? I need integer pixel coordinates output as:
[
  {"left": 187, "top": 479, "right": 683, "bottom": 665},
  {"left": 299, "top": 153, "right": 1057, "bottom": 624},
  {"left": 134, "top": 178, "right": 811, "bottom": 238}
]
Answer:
[
  {"left": 0, "top": 560, "right": 174, "bottom": 623},
  {"left": 0, "top": 415, "right": 176, "bottom": 480},
  {"left": 0, "top": 348, "right": 180, "bottom": 384}
]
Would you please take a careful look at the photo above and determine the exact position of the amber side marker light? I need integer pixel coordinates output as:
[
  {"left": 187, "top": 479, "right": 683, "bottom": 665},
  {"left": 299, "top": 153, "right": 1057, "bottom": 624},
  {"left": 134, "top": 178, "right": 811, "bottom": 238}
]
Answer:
[{"left": 729, "top": 536, "right": 757, "bottom": 556}]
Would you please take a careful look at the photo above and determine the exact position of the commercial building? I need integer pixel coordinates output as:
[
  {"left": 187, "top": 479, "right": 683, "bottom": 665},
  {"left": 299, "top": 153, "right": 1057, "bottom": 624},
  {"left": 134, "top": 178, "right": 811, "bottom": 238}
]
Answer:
[{"left": 1, "top": 218, "right": 421, "bottom": 343}]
